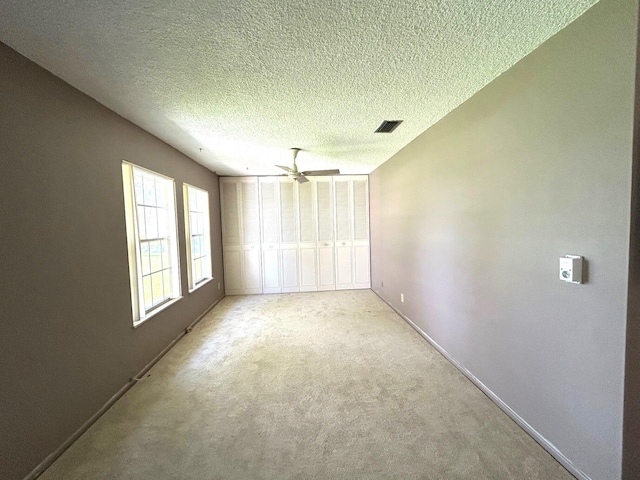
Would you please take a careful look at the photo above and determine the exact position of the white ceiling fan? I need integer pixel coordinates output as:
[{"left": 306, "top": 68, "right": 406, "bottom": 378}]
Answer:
[{"left": 276, "top": 148, "right": 340, "bottom": 183}]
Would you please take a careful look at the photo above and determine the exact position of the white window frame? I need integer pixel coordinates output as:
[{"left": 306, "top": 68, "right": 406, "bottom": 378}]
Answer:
[
  {"left": 122, "top": 161, "right": 182, "bottom": 326},
  {"left": 183, "top": 183, "right": 213, "bottom": 291}
]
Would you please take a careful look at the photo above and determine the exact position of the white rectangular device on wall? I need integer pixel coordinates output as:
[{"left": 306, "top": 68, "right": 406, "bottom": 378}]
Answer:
[{"left": 559, "top": 255, "right": 583, "bottom": 284}]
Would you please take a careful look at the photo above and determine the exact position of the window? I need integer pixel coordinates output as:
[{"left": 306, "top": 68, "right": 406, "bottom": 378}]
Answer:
[
  {"left": 184, "top": 184, "right": 212, "bottom": 290},
  {"left": 122, "top": 162, "right": 181, "bottom": 325}
]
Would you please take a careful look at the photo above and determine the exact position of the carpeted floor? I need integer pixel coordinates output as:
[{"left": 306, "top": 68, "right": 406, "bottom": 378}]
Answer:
[{"left": 40, "top": 290, "right": 573, "bottom": 479}]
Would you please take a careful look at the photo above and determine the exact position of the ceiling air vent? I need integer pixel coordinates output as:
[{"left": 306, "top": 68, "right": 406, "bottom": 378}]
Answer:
[{"left": 374, "top": 120, "right": 403, "bottom": 133}]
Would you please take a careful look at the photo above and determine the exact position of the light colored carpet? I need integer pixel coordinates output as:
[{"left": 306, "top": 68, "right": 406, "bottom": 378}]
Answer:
[{"left": 40, "top": 290, "right": 573, "bottom": 480}]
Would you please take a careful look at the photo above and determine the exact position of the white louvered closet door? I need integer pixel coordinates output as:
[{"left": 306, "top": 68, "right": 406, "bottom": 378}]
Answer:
[
  {"left": 259, "top": 178, "right": 281, "bottom": 293},
  {"left": 220, "top": 177, "right": 262, "bottom": 294},
  {"left": 353, "top": 177, "right": 370, "bottom": 288},
  {"left": 316, "top": 178, "right": 335, "bottom": 291},
  {"left": 221, "top": 175, "right": 369, "bottom": 295},
  {"left": 279, "top": 179, "right": 300, "bottom": 292},
  {"left": 298, "top": 180, "right": 318, "bottom": 291},
  {"left": 240, "top": 178, "right": 262, "bottom": 294},
  {"left": 334, "top": 177, "right": 353, "bottom": 290},
  {"left": 221, "top": 179, "right": 242, "bottom": 294}
]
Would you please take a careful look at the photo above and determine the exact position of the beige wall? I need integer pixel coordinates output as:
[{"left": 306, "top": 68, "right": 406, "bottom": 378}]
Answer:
[
  {"left": 0, "top": 42, "right": 224, "bottom": 480},
  {"left": 369, "top": 0, "right": 637, "bottom": 479}
]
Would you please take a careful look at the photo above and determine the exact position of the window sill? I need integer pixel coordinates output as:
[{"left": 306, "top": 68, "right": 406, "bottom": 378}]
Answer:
[
  {"left": 133, "top": 296, "right": 183, "bottom": 328},
  {"left": 189, "top": 277, "right": 214, "bottom": 294}
]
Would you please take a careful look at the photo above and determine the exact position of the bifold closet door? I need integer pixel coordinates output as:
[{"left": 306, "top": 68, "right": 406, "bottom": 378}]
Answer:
[
  {"left": 352, "top": 177, "right": 370, "bottom": 288},
  {"left": 316, "top": 178, "right": 336, "bottom": 291},
  {"left": 334, "top": 178, "right": 353, "bottom": 290},
  {"left": 221, "top": 179, "right": 242, "bottom": 293},
  {"left": 259, "top": 178, "right": 281, "bottom": 294},
  {"left": 221, "top": 177, "right": 262, "bottom": 295},
  {"left": 222, "top": 175, "right": 369, "bottom": 295},
  {"left": 279, "top": 180, "right": 300, "bottom": 292},
  {"left": 333, "top": 176, "right": 370, "bottom": 290},
  {"left": 298, "top": 180, "right": 318, "bottom": 291}
]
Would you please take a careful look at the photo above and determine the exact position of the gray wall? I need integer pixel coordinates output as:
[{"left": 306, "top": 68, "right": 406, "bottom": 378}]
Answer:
[
  {"left": 369, "top": 0, "right": 637, "bottom": 479},
  {"left": 623, "top": 5, "right": 640, "bottom": 478},
  {"left": 0, "top": 43, "right": 224, "bottom": 480}
]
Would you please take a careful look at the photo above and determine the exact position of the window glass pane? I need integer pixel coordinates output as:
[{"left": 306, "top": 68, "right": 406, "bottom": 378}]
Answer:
[
  {"left": 134, "top": 172, "right": 144, "bottom": 203},
  {"left": 137, "top": 206, "right": 147, "bottom": 239},
  {"left": 194, "top": 258, "right": 202, "bottom": 282},
  {"left": 190, "top": 212, "right": 197, "bottom": 235},
  {"left": 145, "top": 207, "right": 158, "bottom": 239},
  {"left": 194, "top": 213, "right": 203, "bottom": 235},
  {"left": 150, "top": 240, "right": 162, "bottom": 272},
  {"left": 151, "top": 271, "right": 164, "bottom": 305},
  {"left": 155, "top": 178, "right": 166, "bottom": 207},
  {"left": 161, "top": 239, "right": 170, "bottom": 269},
  {"left": 143, "top": 275, "right": 153, "bottom": 311},
  {"left": 143, "top": 174, "right": 156, "bottom": 205},
  {"left": 163, "top": 269, "right": 172, "bottom": 298},
  {"left": 157, "top": 209, "right": 168, "bottom": 238},
  {"left": 185, "top": 185, "right": 210, "bottom": 289},
  {"left": 140, "top": 242, "right": 151, "bottom": 275}
]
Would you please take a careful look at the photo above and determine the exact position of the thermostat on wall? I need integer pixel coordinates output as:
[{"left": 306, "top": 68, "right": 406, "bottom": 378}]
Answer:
[{"left": 559, "top": 255, "right": 583, "bottom": 284}]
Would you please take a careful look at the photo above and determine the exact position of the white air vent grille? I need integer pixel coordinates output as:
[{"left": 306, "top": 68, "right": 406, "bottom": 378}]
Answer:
[{"left": 374, "top": 120, "right": 403, "bottom": 133}]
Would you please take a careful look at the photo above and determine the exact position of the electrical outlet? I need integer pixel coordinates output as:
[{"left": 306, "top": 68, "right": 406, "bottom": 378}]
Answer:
[
  {"left": 218, "top": 282, "right": 221, "bottom": 290},
  {"left": 401, "top": 293, "right": 404, "bottom": 303},
  {"left": 381, "top": 280, "right": 384, "bottom": 287}
]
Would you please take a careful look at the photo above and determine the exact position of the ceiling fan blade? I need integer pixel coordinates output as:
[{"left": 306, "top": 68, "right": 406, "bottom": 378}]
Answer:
[
  {"left": 294, "top": 175, "right": 310, "bottom": 183},
  {"left": 301, "top": 169, "right": 340, "bottom": 176},
  {"left": 276, "top": 164, "right": 294, "bottom": 173}
]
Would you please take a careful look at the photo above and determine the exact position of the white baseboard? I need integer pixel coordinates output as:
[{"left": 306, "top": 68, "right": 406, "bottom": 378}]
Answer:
[
  {"left": 25, "top": 296, "right": 224, "bottom": 480},
  {"left": 373, "top": 291, "right": 591, "bottom": 480}
]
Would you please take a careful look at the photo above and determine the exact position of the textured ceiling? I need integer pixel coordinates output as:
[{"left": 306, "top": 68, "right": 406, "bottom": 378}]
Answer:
[{"left": 0, "top": 0, "right": 598, "bottom": 176}]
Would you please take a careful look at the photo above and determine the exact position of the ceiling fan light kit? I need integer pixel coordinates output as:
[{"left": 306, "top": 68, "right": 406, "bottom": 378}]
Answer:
[{"left": 276, "top": 148, "right": 340, "bottom": 183}]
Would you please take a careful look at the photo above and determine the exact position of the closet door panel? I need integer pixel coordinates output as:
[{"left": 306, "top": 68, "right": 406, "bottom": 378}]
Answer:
[
  {"left": 243, "top": 247, "right": 263, "bottom": 293},
  {"left": 221, "top": 181, "right": 240, "bottom": 248},
  {"left": 241, "top": 180, "right": 260, "bottom": 245},
  {"left": 260, "top": 178, "right": 281, "bottom": 294},
  {"left": 353, "top": 177, "right": 370, "bottom": 288},
  {"left": 334, "top": 178, "right": 353, "bottom": 288},
  {"left": 281, "top": 249, "right": 299, "bottom": 290},
  {"left": 298, "top": 181, "right": 317, "bottom": 291},
  {"left": 223, "top": 249, "right": 242, "bottom": 293},
  {"left": 354, "top": 245, "right": 370, "bottom": 288},
  {"left": 300, "top": 247, "right": 317, "bottom": 290},
  {"left": 316, "top": 179, "right": 335, "bottom": 291},
  {"left": 335, "top": 246, "right": 353, "bottom": 289},
  {"left": 280, "top": 180, "right": 299, "bottom": 292},
  {"left": 262, "top": 247, "right": 280, "bottom": 292},
  {"left": 318, "top": 247, "right": 335, "bottom": 290},
  {"left": 242, "top": 179, "right": 262, "bottom": 294}
]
